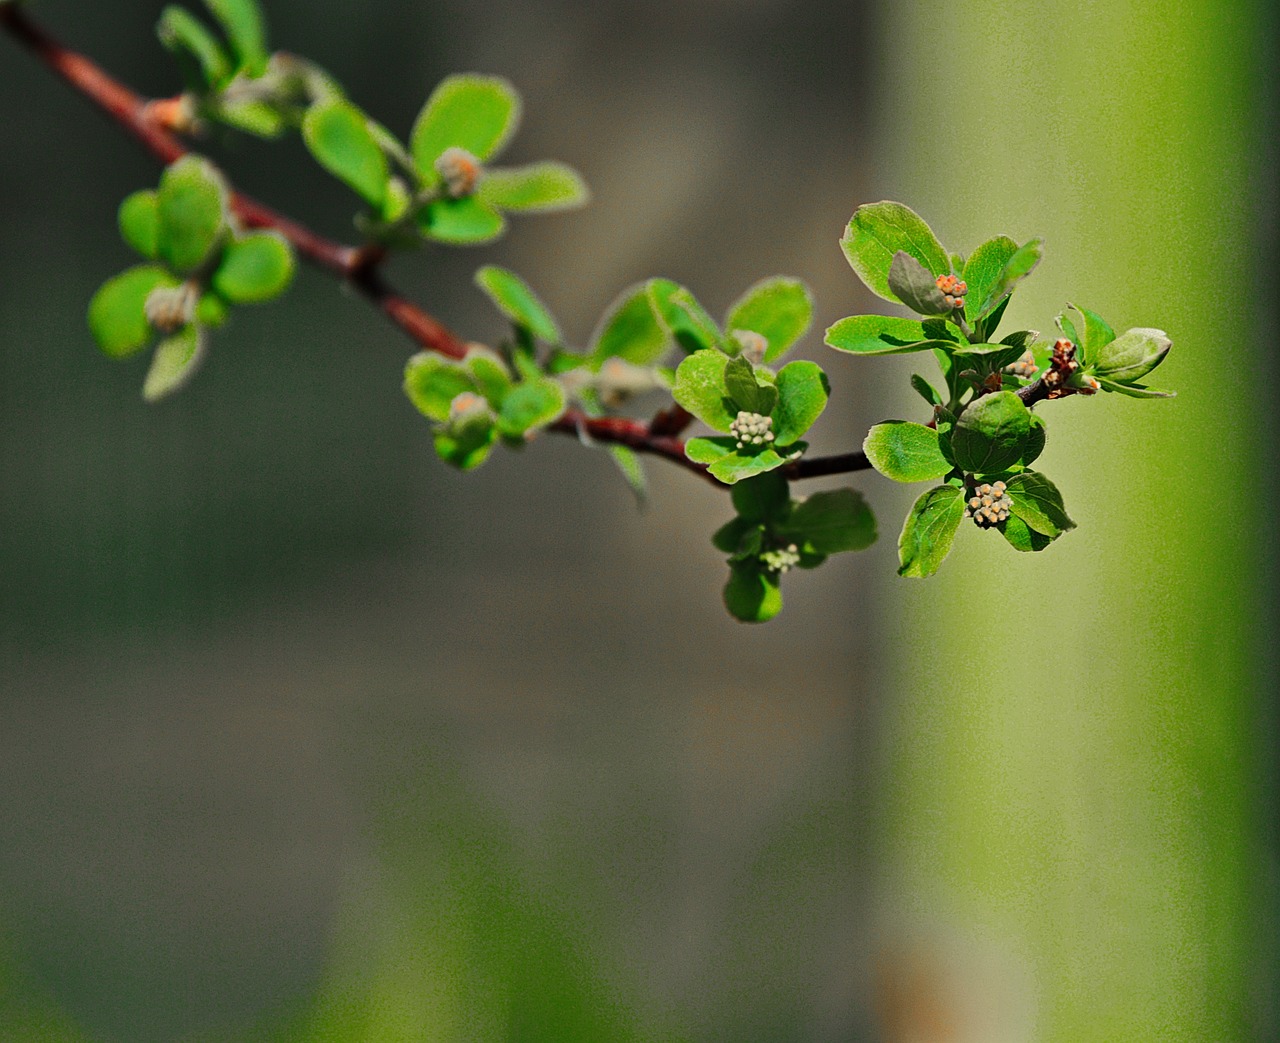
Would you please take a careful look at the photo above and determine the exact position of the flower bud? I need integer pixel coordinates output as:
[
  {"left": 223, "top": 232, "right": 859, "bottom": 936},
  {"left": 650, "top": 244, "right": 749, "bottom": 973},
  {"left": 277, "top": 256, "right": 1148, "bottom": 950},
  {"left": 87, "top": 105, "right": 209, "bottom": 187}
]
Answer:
[
  {"left": 759, "top": 543, "right": 800, "bottom": 574},
  {"left": 730, "top": 329, "right": 768, "bottom": 365},
  {"left": 144, "top": 281, "right": 199, "bottom": 334},
  {"left": 964, "top": 480, "right": 1012, "bottom": 528},
  {"left": 729, "top": 411, "right": 775, "bottom": 451},
  {"left": 434, "top": 147, "right": 483, "bottom": 198},
  {"left": 1004, "top": 350, "right": 1038, "bottom": 379},
  {"left": 935, "top": 273, "right": 967, "bottom": 311}
]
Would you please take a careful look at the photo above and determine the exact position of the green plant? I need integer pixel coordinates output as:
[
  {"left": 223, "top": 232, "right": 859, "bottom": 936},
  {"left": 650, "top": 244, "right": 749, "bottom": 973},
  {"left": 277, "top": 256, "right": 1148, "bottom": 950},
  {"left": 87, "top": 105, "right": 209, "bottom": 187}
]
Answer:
[{"left": 1, "top": 0, "right": 1173, "bottom": 623}]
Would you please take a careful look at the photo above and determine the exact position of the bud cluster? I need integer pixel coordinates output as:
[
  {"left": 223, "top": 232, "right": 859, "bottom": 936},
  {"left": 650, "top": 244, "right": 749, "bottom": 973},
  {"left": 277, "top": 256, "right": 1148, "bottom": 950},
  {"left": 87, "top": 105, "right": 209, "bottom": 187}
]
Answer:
[
  {"left": 434, "top": 147, "right": 483, "bottom": 198},
  {"left": 965, "top": 481, "right": 1012, "bottom": 528},
  {"left": 935, "top": 274, "right": 967, "bottom": 311},
  {"left": 144, "top": 281, "right": 199, "bottom": 333},
  {"left": 730, "top": 410, "right": 775, "bottom": 450},
  {"left": 1004, "top": 350, "right": 1038, "bottom": 379},
  {"left": 759, "top": 543, "right": 800, "bottom": 574}
]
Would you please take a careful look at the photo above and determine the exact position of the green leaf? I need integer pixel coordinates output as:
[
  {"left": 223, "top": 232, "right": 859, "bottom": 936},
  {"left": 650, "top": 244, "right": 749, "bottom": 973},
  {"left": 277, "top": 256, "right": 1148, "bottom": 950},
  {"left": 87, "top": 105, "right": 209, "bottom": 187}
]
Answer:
[
  {"left": 975, "top": 295, "right": 1012, "bottom": 342},
  {"left": 142, "top": 324, "right": 206, "bottom": 402},
  {"left": 303, "top": 99, "right": 389, "bottom": 208},
  {"left": 478, "top": 162, "right": 588, "bottom": 212},
  {"left": 708, "top": 446, "right": 792, "bottom": 484},
  {"left": 961, "top": 236, "right": 1018, "bottom": 324},
  {"left": 723, "top": 356, "right": 777, "bottom": 416},
  {"left": 684, "top": 435, "right": 736, "bottom": 465},
  {"left": 839, "top": 201, "right": 950, "bottom": 304},
  {"left": 771, "top": 361, "right": 829, "bottom": 445},
  {"left": 196, "top": 291, "right": 229, "bottom": 327},
  {"left": 1006, "top": 471, "right": 1075, "bottom": 537},
  {"left": 824, "top": 314, "right": 952, "bottom": 355},
  {"left": 897, "top": 485, "right": 965, "bottom": 578},
  {"left": 464, "top": 348, "right": 513, "bottom": 407},
  {"left": 1092, "top": 327, "right": 1171, "bottom": 383},
  {"left": 1056, "top": 310, "right": 1081, "bottom": 345},
  {"left": 118, "top": 190, "right": 161, "bottom": 260},
  {"left": 419, "top": 195, "right": 505, "bottom": 244},
  {"left": 606, "top": 444, "right": 646, "bottom": 505},
  {"left": 951, "top": 390, "right": 1031, "bottom": 474},
  {"left": 404, "top": 352, "right": 475, "bottom": 422},
  {"left": 672, "top": 350, "right": 735, "bottom": 431},
  {"left": 887, "top": 252, "right": 952, "bottom": 316},
  {"left": 1022, "top": 413, "right": 1046, "bottom": 466},
  {"left": 648, "top": 281, "right": 721, "bottom": 354},
  {"left": 863, "top": 421, "right": 951, "bottom": 482},
  {"left": 211, "top": 231, "right": 294, "bottom": 303},
  {"left": 157, "top": 7, "right": 231, "bottom": 89},
  {"left": 475, "top": 266, "right": 561, "bottom": 344},
  {"left": 590, "top": 284, "right": 668, "bottom": 367},
  {"left": 974, "top": 238, "right": 1043, "bottom": 317},
  {"left": 156, "top": 156, "right": 228, "bottom": 273},
  {"left": 214, "top": 98, "right": 286, "bottom": 138},
  {"left": 910, "top": 373, "right": 944, "bottom": 407},
  {"left": 999, "top": 514, "right": 1053, "bottom": 552},
  {"left": 434, "top": 413, "right": 497, "bottom": 470},
  {"left": 712, "top": 516, "right": 756, "bottom": 554},
  {"left": 87, "top": 265, "right": 177, "bottom": 358},
  {"left": 723, "top": 277, "right": 812, "bottom": 364},
  {"left": 723, "top": 564, "right": 782, "bottom": 623},
  {"left": 1096, "top": 377, "right": 1175, "bottom": 399},
  {"left": 1065, "top": 302, "right": 1116, "bottom": 366},
  {"left": 203, "top": 0, "right": 268, "bottom": 75},
  {"left": 495, "top": 378, "right": 565, "bottom": 437},
  {"left": 410, "top": 74, "right": 521, "bottom": 176},
  {"left": 730, "top": 471, "right": 790, "bottom": 523},
  {"left": 782, "top": 488, "right": 876, "bottom": 554}
]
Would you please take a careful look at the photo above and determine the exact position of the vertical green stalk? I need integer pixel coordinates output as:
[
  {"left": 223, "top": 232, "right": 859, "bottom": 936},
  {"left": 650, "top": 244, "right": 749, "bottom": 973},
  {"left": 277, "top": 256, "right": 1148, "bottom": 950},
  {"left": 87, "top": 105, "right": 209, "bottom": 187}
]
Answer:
[{"left": 877, "top": 2, "right": 1267, "bottom": 1039}]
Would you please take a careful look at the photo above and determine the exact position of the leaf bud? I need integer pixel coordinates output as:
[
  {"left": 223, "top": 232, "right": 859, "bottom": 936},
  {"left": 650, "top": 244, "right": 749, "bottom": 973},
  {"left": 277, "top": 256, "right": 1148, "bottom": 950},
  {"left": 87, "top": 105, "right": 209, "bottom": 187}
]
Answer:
[
  {"left": 144, "top": 281, "right": 199, "bottom": 334},
  {"left": 447, "top": 390, "right": 492, "bottom": 426},
  {"left": 730, "top": 329, "right": 768, "bottom": 365},
  {"left": 434, "top": 147, "right": 483, "bottom": 198},
  {"left": 964, "top": 480, "right": 1012, "bottom": 528}
]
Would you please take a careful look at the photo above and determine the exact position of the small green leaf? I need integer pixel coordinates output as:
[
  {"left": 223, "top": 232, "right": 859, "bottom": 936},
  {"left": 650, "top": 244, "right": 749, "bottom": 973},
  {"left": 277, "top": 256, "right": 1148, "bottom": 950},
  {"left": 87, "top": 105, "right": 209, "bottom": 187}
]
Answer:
[
  {"left": 961, "top": 236, "right": 1018, "bottom": 324},
  {"left": 478, "top": 162, "right": 588, "bottom": 212},
  {"left": 404, "top": 352, "right": 475, "bottom": 421},
  {"left": 434, "top": 412, "right": 497, "bottom": 470},
  {"left": 840, "top": 201, "right": 951, "bottom": 304},
  {"left": 974, "top": 238, "right": 1043, "bottom": 317},
  {"left": 157, "top": 7, "right": 231, "bottom": 89},
  {"left": 590, "top": 284, "right": 668, "bottom": 367},
  {"left": 1096, "top": 377, "right": 1175, "bottom": 399},
  {"left": 824, "top": 314, "right": 952, "bottom": 356},
  {"left": 723, "top": 564, "right": 782, "bottom": 623},
  {"left": 1006, "top": 471, "right": 1075, "bottom": 537},
  {"left": 214, "top": 98, "right": 286, "bottom": 138},
  {"left": 673, "top": 350, "right": 735, "bottom": 431},
  {"left": 1022, "top": 413, "right": 1046, "bottom": 466},
  {"left": 1064, "top": 302, "right": 1116, "bottom": 366},
  {"left": 999, "top": 514, "right": 1053, "bottom": 552},
  {"left": 419, "top": 195, "right": 505, "bottom": 244},
  {"left": 410, "top": 74, "right": 521, "bottom": 177},
  {"left": 196, "top": 291, "right": 229, "bottom": 327},
  {"left": 87, "top": 265, "right": 177, "bottom": 358},
  {"left": 887, "top": 252, "right": 952, "bottom": 316},
  {"left": 203, "top": 0, "right": 268, "bottom": 75},
  {"left": 951, "top": 391, "right": 1031, "bottom": 474},
  {"left": 782, "top": 488, "right": 876, "bottom": 554},
  {"left": 898, "top": 485, "right": 965, "bottom": 578},
  {"left": 475, "top": 266, "right": 561, "bottom": 344},
  {"left": 910, "top": 374, "right": 943, "bottom": 407},
  {"left": 495, "top": 378, "right": 565, "bottom": 437},
  {"left": 606, "top": 444, "right": 646, "bottom": 505},
  {"left": 648, "top": 281, "right": 721, "bottom": 354},
  {"left": 303, "top": 99, "right": 388, "bottom": 208},
  {"left": 464, "top": 348, "right": 513, "bottom": 407},
  {"left": 685, "top": 435, "right": 736, "bottom": 465},
  {"left": 863, "top": 421, "right": 951, "bottom": 482},
  {"left": 211, "top": 231, "right": 294, "bottom": 303},
  {"left": 1092, "top": 327, "right": 1171, "bottom": 383},
  {"left": 143, "top": 324, "right": 206, "bottom": 402},
  {"left": 723, "top": 277, "right": 812, "bottom": 364},
  {"left": 708, "top": 446, "right": 792, "bottom": 484},
  {"left": 730, "top": 471, "right": 790, "bottom": 523},
  {"left": 772, "top": 361, "right": 829, "bottom": 445},
  {"left": 156, "top": 156, "right": 228, "bottom": 273},
  {"left": 723, "top": 356, "right": 777, "bottom": 416},
  {"left": 712, "top": 516, "right": 756, "bottom": 554},
  {"left": 118, "top": 190, "right": 161, "bottom": 259}
]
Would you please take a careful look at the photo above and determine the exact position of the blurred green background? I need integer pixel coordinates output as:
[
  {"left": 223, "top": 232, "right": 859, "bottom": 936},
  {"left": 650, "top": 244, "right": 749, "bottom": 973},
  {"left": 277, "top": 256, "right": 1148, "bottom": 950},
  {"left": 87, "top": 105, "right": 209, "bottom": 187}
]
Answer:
[{"left": 0, "top": 1, "right": 1274, "bottom": 1040}]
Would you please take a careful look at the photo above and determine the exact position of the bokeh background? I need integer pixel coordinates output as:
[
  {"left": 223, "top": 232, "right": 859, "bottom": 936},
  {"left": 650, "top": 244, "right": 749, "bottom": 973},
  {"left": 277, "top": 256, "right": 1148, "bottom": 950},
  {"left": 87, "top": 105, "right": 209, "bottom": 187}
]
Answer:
[{"left": 1, "top": 0, "right": 1274, "bottom": 1040}]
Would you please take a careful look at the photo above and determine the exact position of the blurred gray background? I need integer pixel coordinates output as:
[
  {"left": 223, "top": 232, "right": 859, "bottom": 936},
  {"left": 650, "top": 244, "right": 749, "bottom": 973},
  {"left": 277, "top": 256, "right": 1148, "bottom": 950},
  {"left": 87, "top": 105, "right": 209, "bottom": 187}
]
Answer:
[{"left": 1, "top": 1, "right": 899, "bottom": 1039}]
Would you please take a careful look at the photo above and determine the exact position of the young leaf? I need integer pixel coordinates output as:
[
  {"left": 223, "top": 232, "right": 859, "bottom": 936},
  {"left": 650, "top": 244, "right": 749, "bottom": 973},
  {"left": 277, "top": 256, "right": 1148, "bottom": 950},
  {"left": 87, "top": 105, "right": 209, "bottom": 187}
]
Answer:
[
  {"left": 215, "top": 98, "right": 286, "bottom": 138},
  {"left": 211, "top": 231, "right": 294, "bottom": 303},
  {"left": 434, "top": 413, "right": 497, "bottom": 470},
  {"left": 898, "top": 485, "right": 965, "bottom": 578},
  {"left": 418, "top": 195, "right": 505, "bottom": 244},
  {"left": 1092, "top": 327, "right": 1171, "bottom": 383},
  {"left": 951, "top": 390, "right": 1031, "bottom": 475},
  {"left": 496, "top": 378, "right": 565, "bottom": 437},
  {"left": 887, "top": 252, "right": 952, "bottom": 316},
  {"left": 840, "top": 201, "right": 951, "bottom": 304},
  {"left": 709, "top": 447, "right": 792, "bottom": 485},
  {"left": 606, "top": 444, "right": 646, "bottom": 505},
  {"left": 771, "top": 361, "right": 829, "bottom": 445},
  {"left": 723, "top": 277, "right": 813, "bottom": 364},
  {"left": 156, "top": 156, "right": 228, "bottom": 273},
  {"left": 464, "top": 348, "right": 514, "bottom": 407},
  {"left": 672, "top": 350, "right": 735, "bottom": 431},
  {"left": 783, "top": 488, "right": 876, "bottom": 554},
  {"left": 723, "top": 563, "right": 782, "bottom": 624},
  {"left": 961, "top": 236, "right": 1018, "bottom": 324},
  {"left": 157, "top": 6, "right": 231, "bottom": 89},
  {"left": 1096, "top": 377, "right": 1175, "bottom": 399},
  {"left": 648, "top": 280, "right": 722, "bottom": 354},
  {"left": 119, "top": 191, "right": 161, "bottom": 260},
  {"left": 87, "top": 266, "right": 178, "bottom": 358},
  {"left": 404, "top": 352, "right": 475, "bottom": 422},
  {"left": 863, "top": 421, "right": 952, "bottom": 482},
  {"left": 410, "top": 74, "right": 521, "bottom": 177},
  {"left": 723, "top": 356, "right": 777, "bottom": 416},
  {"left": 203, "top": 0, "right": 268, "bottom": 75},
  {"left": 712, "top": 516, "right": 756, "bottom": 555},
  {"left": 910, "top": 373, "right": 944, "bottom": 407},
  {"left": 589, "top": 284, "right": 669, "bottom": 368},
  {"left": 477, "top": 162, "right": 588, "bottom": 212},
  {"left": 475, "top": 266, "right": 561, "bottom": 344},
  {"left": 824, "top": 314, "right": 952, "bottom": 355},
  {"left": 1006, "top": 471, "right": 1075, "bottom": 537},
  {"left": 302, "top": 99, "right": 389, "bottom": 208},
  {"left": 973, "top": 238, "right": 1043, "bottom": 317},
  {"left": 999, "top": 514, "right": 1053, "bottom": 552},
  {"left": 142, "top": 324, "right": 206, "bottom": 402},
  {"left": 684, "top": 435, "right": 736, "bottom": 465},
  {"left": 196, "top": 291, "right": 229, "bottom": 328},
  {"left": 730, "top": 471, "right": 790, "bottom": 523},
  {"left": 1065, "top": 302, "right": 1116, "bottom": 366}
]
